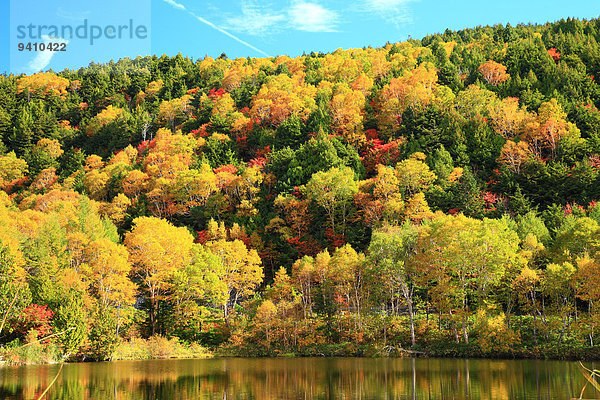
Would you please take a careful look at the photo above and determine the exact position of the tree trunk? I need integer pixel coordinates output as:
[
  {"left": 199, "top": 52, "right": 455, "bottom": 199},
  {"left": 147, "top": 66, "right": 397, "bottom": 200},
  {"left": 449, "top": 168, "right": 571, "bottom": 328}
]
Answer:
[
  {"left": 462, "top": 313, "right": 469, "bottom": 344},
  {"left": 150, "top": 296, "right": 157, "bottom": 336},
  {"left": 462, "top": 296, "right": 469, "bottom": 344},
  {"left": 449, "top": 310, "right": 459, "bottom": 343},
  {"left": 533, "top": 312, "right": 538, "bottom": 346},
  {"left": 401, "top": 285, "right": 415, "bottom": 347},
  {"left": 407, "top": 298, "right": 416, "bottom": 347}
]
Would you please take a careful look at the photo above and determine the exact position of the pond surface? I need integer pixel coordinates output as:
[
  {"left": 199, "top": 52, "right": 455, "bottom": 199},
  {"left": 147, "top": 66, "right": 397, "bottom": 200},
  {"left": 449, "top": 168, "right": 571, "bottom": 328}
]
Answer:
[{"left": 0, "top": 357, "right": 598, "bottom": 399}]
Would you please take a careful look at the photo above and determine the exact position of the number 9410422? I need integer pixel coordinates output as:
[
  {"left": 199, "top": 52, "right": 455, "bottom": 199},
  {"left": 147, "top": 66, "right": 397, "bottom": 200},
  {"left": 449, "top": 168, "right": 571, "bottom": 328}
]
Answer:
[{"left": 18, "top": 42, "right": 67, "bottom": 52}]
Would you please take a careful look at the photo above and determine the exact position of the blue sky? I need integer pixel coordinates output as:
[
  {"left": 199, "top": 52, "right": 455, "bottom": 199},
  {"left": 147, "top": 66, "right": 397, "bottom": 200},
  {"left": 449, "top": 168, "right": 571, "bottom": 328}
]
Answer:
[{"left": 2, "top": 0, "right": 600, "bottom": 74}]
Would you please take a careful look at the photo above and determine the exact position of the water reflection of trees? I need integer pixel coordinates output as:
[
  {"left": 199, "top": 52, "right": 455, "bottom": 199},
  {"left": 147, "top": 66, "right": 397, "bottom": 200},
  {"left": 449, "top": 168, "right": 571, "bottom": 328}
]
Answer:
[{"left": 1, "top": 358, "right": 599, "bottom": 399}]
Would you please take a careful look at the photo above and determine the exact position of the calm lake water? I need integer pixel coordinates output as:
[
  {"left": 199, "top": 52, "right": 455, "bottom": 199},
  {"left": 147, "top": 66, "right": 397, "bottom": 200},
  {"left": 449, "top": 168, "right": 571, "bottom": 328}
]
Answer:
[{"left": 0, "top": 357, "right": 598, "bottom": 399}]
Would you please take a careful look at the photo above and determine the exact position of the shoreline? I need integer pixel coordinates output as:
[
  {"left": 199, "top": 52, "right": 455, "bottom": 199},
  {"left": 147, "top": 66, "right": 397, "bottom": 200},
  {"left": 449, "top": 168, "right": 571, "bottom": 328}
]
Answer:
[{"left": 3, "top": 343, "right": 600, "bottom": 367}]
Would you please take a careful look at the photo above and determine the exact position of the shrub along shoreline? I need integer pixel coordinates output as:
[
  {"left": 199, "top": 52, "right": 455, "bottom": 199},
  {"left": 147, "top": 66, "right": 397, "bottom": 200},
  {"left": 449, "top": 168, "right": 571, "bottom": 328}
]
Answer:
[
  {"left": 3, "top": 313, "right": 600, "bottom": 366},
  {"left": 3, "top": 342, "right": 600, "bottom": 367}
]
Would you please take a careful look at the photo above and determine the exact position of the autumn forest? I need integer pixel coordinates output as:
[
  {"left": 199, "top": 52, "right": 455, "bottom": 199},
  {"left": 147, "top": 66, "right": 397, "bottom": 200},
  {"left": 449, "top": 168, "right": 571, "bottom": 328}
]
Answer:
[{"left": 2, "top": 17, "right": 600, "bottom": 364}]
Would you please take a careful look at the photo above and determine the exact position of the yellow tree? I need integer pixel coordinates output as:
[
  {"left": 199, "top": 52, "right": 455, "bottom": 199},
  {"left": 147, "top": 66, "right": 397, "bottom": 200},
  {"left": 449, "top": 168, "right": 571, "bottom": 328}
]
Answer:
[
  {"left": 122, "top": 170, "right": 150, "bottom": 198},
  {"left": 0, "top": 228, "right": 29, "bottom": 336},
  {"left": 575, "top": 255, "right": 600, "bottom": 345},
  {"left": 0, "top": 152, "right": 28, "bottom": 190},
  {"left": 455, "top": 84, "right": 498, "bottom": 119},
  {"left": 16, "top": 72, "right": 69, "bottom": 100},
  {"left": 222, "top": 63, "right": 254, "bottom": 91},
  {"left": 498, "top": 140, "right": 531, "bottom": 173},
  {"left": 108, "top": 145, "right": 137, "bottom": 167},
  {"left": 305, "top": 166, "right": 359, "bottom": 234},
  {"left": 158, "top": 95, "right": 192, "bottom": 131},
  {"left": 368, "top": 223, "right": 420, "bottom": 345},
  {"left": 519, "top": 99, "right": 578, "bottom": 160},
  {"left": 84, "top": 155, "right": 105, "bottom": 171},
  {"left": 221, "top": 166, "right": 264, "bottom": 217},
  {"left": 34, "top": 138, "right": 64, "bottom": 159},
  {"left": 250, "top": 74, "right": 317, "bottom": 126},
  {"left": 351, "top": 72, "right": 374, "bottom": 96},
  {"left": 100, "top": 193, "right": 131, "bottom": 224},
  {"left": 489, "top": 97, "right": 529, "bottom": 139},
  {"left": 83, "top": 239, "right": 135, "bottom": 330},
  {"left": 329, "top": 84, "right": 366, "bottom": 146},
  {"left": 83, "top": 169, "right": 110, "bottom": 200},
  {"left": 576, "top": 255, "right": 600, "bottom": 306},
  {"left": 321, "top": 51, "right": 364, "bottom": 83},
  {"left": 124, "top": 217, "right": 194, "bottom": 334},
  {"left": 211, "top": 92, "right": 236, "bottom": 119},
  {"left": 145, "top": 80, "right": 164, "bottom": 97},
  {"left": 86, "top": 106, "right": 124, "bottom": 136},
  {"left": 330, "top": 244, "right": 366, "bottom": 331},
  {"left": 292, "top": 256, "right": 316, "bottom": 318},
  {"left": 417, "top": 214, "right": 520, "bottom": 344},
  {"left": 478, "top": 60, "right": 510, "bottom": 86},
  {"left": 254, "top": 299, "right": 278, "bottom": 344},
  {"left": 205, "top": 239, "right": 263, "bottom": 319},
  {"left": 372, "top": 165, "right": 400, "bottom": 201},
  {"left": 169, "top": 244, "right": 225, "bottom": 334},
  {"left": 513, "top": 266, "right": 542, "bottom": 344},
  {"left": 355, "top": 166, "right": 405, "bottom": 227},
  {"left": 395, "top": 152, "right": 436, "bottom": 196},
  {"left": 172, "top": 164, "right": 217, "bottom": 214},
  {"left": 536, "top": 99, "right": 574, "bottom": 158},
  {"left": 31, "top": 167, "right": 59, "bottom": 191},
  {"left": 143, "top": 129, "right": 198, "bottom": 180},
  {"left": 253, "top": 267, "right": 301, "bottom": 347},
  {"left": 404, "top": 192, "right": 434, "bottom": 223},
  {"left": 376, "top": 64, "right": 438, "bottom": 134}
]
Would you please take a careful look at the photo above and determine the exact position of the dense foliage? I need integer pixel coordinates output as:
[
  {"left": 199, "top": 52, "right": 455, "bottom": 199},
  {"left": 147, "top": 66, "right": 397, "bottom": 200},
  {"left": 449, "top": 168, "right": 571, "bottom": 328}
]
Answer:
[{"left": 3, "top": 17, "right": 600, "bottom": 362}]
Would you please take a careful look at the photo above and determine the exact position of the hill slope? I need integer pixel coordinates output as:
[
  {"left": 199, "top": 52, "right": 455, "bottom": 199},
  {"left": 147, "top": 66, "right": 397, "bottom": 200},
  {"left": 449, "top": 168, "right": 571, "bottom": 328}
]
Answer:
[{"left": 2, "top": 17, "right": 600, "bottom": 361}]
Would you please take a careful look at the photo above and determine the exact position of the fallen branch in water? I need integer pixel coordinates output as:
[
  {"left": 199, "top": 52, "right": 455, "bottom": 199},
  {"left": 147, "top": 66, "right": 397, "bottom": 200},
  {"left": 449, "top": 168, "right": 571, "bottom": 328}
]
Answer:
[
  {"left": 577, "top": 362, "right": 600, "bottom": 399},
  {"left": 36, "top": 363, "right": 64, "bottom": 400}
]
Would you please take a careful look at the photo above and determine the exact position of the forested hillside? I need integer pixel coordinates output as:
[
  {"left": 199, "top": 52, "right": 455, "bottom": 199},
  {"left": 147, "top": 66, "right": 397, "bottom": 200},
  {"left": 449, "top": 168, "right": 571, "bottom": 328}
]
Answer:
[{"left": 2, "top": 17, "right": 600, "bottom": 362}]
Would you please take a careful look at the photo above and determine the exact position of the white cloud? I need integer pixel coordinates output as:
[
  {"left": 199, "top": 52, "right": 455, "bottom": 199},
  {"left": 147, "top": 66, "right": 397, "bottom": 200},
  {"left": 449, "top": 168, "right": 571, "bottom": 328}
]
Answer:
[
  {"left": 225, "top": 1, "right": 286, "bottom": 36},
  {"left": 56, "top": 8, "right": 90, "bottom": 22},
  {"left": 364, "top": 0, "right": 416, "bottom": 25},
  {"left": 161, "top": 0, "right": 269, "bottom": 56},
  {"left": 27, "top": 35, "right": 69, "bottom": 73},
  {"left": 163, "top": 0, "right": 186, "bottom": 10},
  {"left": 288, "top": 1, "right": 339, "bottom": 32}
]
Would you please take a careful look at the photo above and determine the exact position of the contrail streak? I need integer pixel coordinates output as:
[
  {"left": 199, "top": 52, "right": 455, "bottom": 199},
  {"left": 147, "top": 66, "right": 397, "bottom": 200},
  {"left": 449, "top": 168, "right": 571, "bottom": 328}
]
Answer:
[{"left": 162, "top": 0, "right": 269, "bottom": 57}]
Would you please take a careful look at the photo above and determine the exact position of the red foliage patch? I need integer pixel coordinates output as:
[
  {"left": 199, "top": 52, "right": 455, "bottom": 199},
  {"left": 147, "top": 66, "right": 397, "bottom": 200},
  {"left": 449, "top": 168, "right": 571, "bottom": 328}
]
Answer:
[
  {"left": 236, "top": 135, "right": 248, "bottom": 149},
  {"left": 195, "top": 230, "right": 210, "bottom": 244},
  {"left": 365, "top": 129, "right": 379, "bottom": 141},
  {"left": 208, "top": 88, "right": 226, "bottom": 99},
  {"left": 190, "top": 123, "right": 211, "bottom": 138},
  {"left": 564, "top": 203, "right": 585, "bottom": 216},
  {"left": 15, "top": 304, "right": 54, "bottom": 338},
  {"left": 256, "top": 145, "right": 271, "bottom": 159},
  {"left": 136, "top": 139, "right": 156, "bottom": 155},
  {"left": 214, "top": 164, "right": 238, "bottom": 175},
  {"left": 547, "top": 48, "right": 561, "bottom": 61},
  {"left": 248, "top": 157, "right": 267, "bottom": 169},
  {"left": 361, "top": 139, "right": 403, "bottom": 174},
  {"left": 325, "top": 228, "right": 346, "bottom": 248},
  {"left": 292, "top": 186, "right": 302, "bottom": 199}
]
